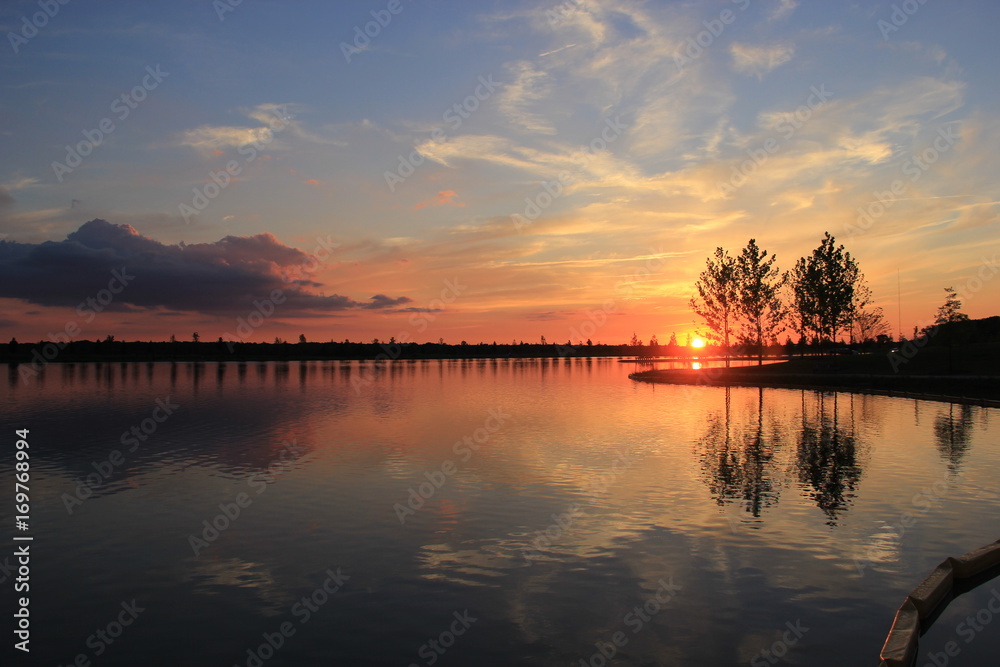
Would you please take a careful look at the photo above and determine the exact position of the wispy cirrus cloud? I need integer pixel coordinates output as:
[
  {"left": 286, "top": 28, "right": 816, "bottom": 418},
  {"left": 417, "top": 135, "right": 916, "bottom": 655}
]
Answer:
[
  {"left": 177, "top": 125, "right": 273, "bottom": 155},
  {"left": 770, "top": 0, "right": 798, "bottom": 21},
  {"left": 729, "top": 42, "right": 796, "bottom": 79},
  {"left": 498, "top": 60, "right": 556, "bottom": 135},
  {"left": 175, "top": 103, "right": 346, "bottom": 156}
]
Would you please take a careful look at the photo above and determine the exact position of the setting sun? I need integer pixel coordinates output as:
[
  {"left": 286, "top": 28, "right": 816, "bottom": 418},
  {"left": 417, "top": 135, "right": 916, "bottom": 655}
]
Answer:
[{"left": 691, "top": 337, "right": 706, "bottom": 348}]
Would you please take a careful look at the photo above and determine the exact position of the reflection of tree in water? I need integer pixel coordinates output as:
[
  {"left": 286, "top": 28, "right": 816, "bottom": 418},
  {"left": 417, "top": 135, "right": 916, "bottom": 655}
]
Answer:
[
  {"left": 934, "top": 404, "right": 974, "bottom": 473},
  {"left": 700, "top": 387, "right": 783, "bottom": 518},
  {"left": 795, "top": 392, "right": 862, "bottom": 526}
]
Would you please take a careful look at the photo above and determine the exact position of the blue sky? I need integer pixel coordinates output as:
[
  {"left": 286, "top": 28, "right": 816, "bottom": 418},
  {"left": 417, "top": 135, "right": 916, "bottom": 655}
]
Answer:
[{"left": 1, "top": 0, "right": 998, "bottom": 343}]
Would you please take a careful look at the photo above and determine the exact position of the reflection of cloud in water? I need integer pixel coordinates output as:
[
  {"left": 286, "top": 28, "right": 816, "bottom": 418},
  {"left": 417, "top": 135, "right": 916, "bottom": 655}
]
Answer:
[
  {"left": 859, "top": 525, "right": 904, "bottom": 566},
  {"left": 184, "top": 556, "right": 291, "bottom": 616},
  {"left": 416, "top": 542, "right": 509, "bottom": 588}
]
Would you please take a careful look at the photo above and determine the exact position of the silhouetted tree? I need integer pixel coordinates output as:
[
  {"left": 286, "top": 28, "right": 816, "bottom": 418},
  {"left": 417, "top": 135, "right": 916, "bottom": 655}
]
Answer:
[
  {"left": 192, "top": 332, "right": 200, "bottom": 343},
  {"left": 299, "top": 334, "right": 307, "bottom": 343},
  {"left": 790, "top": 233, "right": 860, "bottom": 346},
  {"left": 847, "top": 278, "right": 888, "bottom": 343},
  {"left": 691, "top": 247, "right": 739, "bottom": 366},
  {"left": 933, "top": 287, "right": 969, "bottom": 325},
  {"left": 736, "top": 239, "right": 786, "bottom": 364}
]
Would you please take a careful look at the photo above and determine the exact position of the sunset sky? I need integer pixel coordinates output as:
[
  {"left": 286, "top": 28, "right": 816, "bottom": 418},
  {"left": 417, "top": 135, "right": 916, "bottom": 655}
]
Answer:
[{"left": 2, "top": 0, "right": 998, "bottom": 345}]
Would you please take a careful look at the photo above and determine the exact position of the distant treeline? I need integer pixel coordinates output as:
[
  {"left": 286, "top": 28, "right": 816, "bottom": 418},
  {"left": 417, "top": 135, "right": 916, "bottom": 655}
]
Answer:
[
  {"left": 2, "top": 317, "right": 996, "bottom": 366},
  {"left": 1, "top": 338, "right": 706, "bottom": 364},
  {"left": 3, "top": 338, "right": 789, "bottom": 365}
]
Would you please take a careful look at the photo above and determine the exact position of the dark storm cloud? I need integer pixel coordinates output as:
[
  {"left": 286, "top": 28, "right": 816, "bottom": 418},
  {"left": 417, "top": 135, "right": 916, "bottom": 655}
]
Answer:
[{"left": 0, "top": 219, "right": 411, "bottom": 314}]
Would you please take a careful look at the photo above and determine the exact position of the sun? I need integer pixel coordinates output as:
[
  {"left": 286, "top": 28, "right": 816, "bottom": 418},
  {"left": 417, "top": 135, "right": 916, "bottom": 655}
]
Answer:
[{"left": 690, "top": 337, "right": 706, "bottom": 348}]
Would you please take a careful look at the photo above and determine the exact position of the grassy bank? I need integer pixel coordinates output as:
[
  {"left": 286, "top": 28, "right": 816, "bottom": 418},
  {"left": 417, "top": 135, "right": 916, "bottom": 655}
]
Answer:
[{"left": 629, "top": 343, "right": 1000, "bottom": 405}]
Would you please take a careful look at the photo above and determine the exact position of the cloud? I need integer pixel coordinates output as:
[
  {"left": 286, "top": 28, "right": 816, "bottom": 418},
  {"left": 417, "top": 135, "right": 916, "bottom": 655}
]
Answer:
[
  {"left": 770, "top": 0, "right": 798, "bottom": 21},
  {"left": 363, "top": 294, "right": 412, "bottom": 309},
  {"left": 414, "top": 190, "right": 462, "bottom": 210},
  {"left": 3, "top": 177, "right": 40, "bottom": 191},
  {"left": 178, "top": 125, "right": 273, "bottom": 155},
  {"left": 174, "top": 103, "right": 346, "bottom": 157},
  {"left": 241, "top": 103, "right": 295, "bottom": 130},
  {"left": 498, "top": 61, "right": 556, "bottom": 135},
  {"left": 0, "top": 219, "right": 410, "bottom": 316},
  {"left": 730, "top": 42, "right": 795, "bottom": 79},
  {"left": 387, "top": 306, "right": 444, "bottom": 314}
]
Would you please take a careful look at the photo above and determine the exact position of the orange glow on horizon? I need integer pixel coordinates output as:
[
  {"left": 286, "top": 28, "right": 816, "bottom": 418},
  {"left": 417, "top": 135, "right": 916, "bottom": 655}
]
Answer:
[{"left": 691, "top": 337, "right": 706, "bottom": 348}]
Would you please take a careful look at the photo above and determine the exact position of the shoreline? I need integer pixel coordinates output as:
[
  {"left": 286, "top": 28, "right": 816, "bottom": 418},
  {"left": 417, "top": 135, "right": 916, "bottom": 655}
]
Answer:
[{"left": 629, "top": 364, "right": 1000, "bottom": 408}]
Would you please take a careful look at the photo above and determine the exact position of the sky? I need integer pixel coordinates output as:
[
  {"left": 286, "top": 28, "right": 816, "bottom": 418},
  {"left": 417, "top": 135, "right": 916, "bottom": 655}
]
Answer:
[{"left": 1, "top": 0, "right": 999, "bottom": 345}]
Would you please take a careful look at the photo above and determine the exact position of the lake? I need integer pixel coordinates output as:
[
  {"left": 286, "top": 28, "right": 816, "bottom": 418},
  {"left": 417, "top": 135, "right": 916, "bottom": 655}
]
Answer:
[{"left": 2, "top": 358, "right": 999, "bottom": 666}]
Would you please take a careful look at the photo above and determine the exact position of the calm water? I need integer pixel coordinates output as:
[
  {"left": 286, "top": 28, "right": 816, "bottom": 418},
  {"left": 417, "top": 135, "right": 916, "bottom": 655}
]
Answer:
[{"left": 2, "top": 359, "right": 999, "bottom": 666}]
